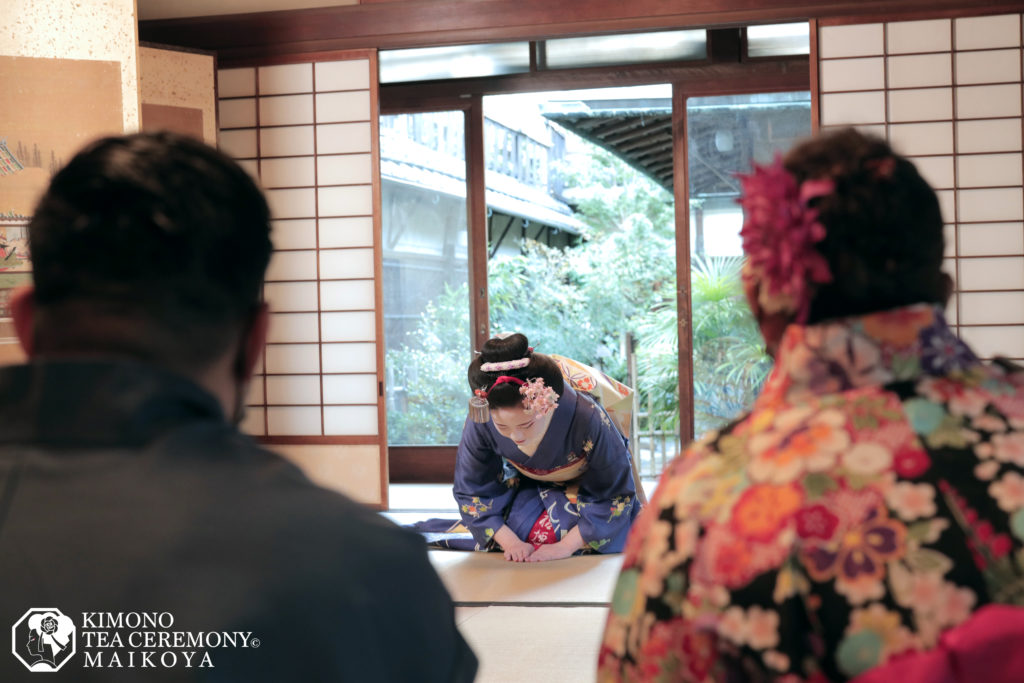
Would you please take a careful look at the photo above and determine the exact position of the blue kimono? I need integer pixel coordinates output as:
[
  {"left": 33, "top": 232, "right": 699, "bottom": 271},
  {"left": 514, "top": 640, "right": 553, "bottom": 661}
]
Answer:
[{"left": 454, "top": 386, "right": 640, "bottom": 553}]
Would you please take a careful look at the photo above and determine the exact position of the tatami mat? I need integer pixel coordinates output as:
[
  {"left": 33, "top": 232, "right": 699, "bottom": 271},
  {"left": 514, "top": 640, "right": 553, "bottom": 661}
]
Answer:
[
  {"left": 428, "top": 549, "right": 624, "bottom": 605},
  {"left": 456, "top": 606, "right": 609, "bottom": 683}
]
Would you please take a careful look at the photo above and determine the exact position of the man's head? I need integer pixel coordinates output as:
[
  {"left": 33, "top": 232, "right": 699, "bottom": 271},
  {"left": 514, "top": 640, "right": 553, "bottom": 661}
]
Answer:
[{"left": 14, "top": 132, "right": 272, "bottom": 391}]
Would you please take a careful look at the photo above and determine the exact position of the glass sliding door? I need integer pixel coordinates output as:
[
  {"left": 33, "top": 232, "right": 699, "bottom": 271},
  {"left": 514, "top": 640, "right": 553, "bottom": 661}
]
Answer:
[
  {"left": 380, "top": 111, "right": 471, "bottom": 445},
  {"left": 686, "top": 91, "right": 812, "bottom": 438}
]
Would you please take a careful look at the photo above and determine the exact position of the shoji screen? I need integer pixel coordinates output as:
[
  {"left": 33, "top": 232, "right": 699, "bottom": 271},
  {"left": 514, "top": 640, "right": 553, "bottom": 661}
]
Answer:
[
  {"left": 217, "top": 52, "right": 388, "bottom": 507},
  {"left": 818, "top": 14, "right": 1024, "bottom": 363}
]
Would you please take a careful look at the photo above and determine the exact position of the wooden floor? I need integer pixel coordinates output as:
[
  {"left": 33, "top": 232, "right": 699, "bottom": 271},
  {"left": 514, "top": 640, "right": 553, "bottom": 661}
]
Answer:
[{"left": 387, "top": 484, "right": 644, "bottom": 683}]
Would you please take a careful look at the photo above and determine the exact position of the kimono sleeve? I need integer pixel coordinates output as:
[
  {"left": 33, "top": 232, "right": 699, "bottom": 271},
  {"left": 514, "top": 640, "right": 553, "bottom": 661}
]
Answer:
[
  {"left": 574, "top": 409, "right": 639, "bottom": 553},
  {"left": 453, "top": 418, "right": 517, "bottom": 548}
]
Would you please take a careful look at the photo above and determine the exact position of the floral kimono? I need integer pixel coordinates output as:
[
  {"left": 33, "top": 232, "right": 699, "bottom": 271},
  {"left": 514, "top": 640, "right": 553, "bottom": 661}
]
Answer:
[
  {"left": 599, "top": 304, "right": 1024, "bottom": 682},
  {"left": 454, "top": 385, "right": 640, "bottom": 553}
]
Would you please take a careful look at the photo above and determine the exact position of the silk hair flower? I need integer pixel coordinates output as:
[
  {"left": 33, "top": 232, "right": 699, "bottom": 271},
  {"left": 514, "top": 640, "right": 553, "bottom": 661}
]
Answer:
[
  {"left": 737, "top": 155, "right": 834, "bottom": 323},
  {"left": 520, "top": 378, "right": 558, "bottom": 417}
]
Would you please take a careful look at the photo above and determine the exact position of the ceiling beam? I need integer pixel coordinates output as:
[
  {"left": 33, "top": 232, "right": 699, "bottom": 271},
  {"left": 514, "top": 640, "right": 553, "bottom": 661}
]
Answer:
[{"left": 140, "top": 0, "right": 1024, "bottom": 60}]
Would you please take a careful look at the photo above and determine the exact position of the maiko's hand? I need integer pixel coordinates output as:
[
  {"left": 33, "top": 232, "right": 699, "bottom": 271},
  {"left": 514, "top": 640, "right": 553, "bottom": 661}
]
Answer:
[
  {"left": 503, "top": 539, "right": 535, "bottom": 562},
  {"left": 526, "top": 542, "right": 575, "bottom": 562}
]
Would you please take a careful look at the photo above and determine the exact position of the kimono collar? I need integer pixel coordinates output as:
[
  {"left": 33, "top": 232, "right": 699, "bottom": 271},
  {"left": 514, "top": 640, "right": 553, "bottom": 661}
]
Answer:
[{"left": 762, "top": 303, "right": 979, "bottom": 405}]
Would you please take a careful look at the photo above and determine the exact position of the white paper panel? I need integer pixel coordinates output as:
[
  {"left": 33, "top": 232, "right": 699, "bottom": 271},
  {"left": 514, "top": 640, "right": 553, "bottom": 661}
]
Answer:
[
  {"left": 321, "top": 312, "right": 376, "bottom": 341},
  {"left": 260, "top": 157, "right": 315, "bottom": 188},
  {"left": 240, "top": 407, "right": 265, "bottom": 436},
  {"left": 958, "top": 188, "right": 1024, "bottom": 222},
  {"left": 819, "top": 24, "right": 884, "bottom": 58},
  {"left": 957, "top": 153, "right": 1023, "bottom": 188},
  {"left": 936, "top": 190, "right": 956, "bottom": 224},
  {"left": 264, "top": 281, "right": 319, "bottom": 312},
  {"left": 960, "top": 292, "right": 1024, "bottom": 324},
  {"left": 957, "top": 119, "right": 1024, "bottom": 154},
  {"left": 266, "top": 375, "right": 321, "bottom": 405},
  {"left": 886, "top": 19, "right": 951, "bottom": 54},
  {"left": 911, "top": 156, "right": 955, "bottom": 190},
  {"left": 888, "top": 88, "right": 953, "bottom": 123},
  {"left": 265, "top": 188, "right": 316, "bottom": 219},
  {"left": 889, "top": 122, "right": 954, "bottom": 156},
  {"left": 323, "top": 406, "right": 379, "bottom": 436},
  {"left": 318, "top": 154, "right": 373, "bottom": 185},
  {"left": 265, "top": 250, "right": 317, "bottom": 282},
  {"left": 265, "top": 344, "right": 321, "bottom": 375},
  {"left": 259, "top": 63, "right": 313, "bottom": 95},
  {"left": 259, "top": 94, "right": 314, "bottom": 126},
  {"left": 270, "top": 219, "right": 318, "bottom": 250},
  {"left": 218, "top": 67, "right": 255, "bottom": 97},
  {"left": 956, "top": 49, "right": 1021, "bottom": 86},
  {"left": 260, "top": 125, "right": 315, "bottom": 157},
  {"left": 319, "top": 217, "right": 374, "bottom": 248},
  {"left": 959, "top": 325, "right": 1024, "bottom": 359},
  {"left": 267, "top": 406, "right": 321, "bottom": 436},
  {"left": 315, "top": 59, "right": 371, "bottom": 92},
  {"left": 320, "top": 248, "right": 375, "bottom": 280},
  {"left": 322, "top": 374, "right": 378, "bottom": 404},
  {"left": 956, "top": 84, "right": 1023, "bottom": 120},
  {"left": 887, "top": 54, "right": 952, "bottom": 89},
  {"left": 322, "top": 342, "right": 377, "bottom": 373},
  {"left": 267, "top": 313, "right": 320, "bottom": 343},
  {"left": 955, "top": 14, "right": 1022, "bottom": 51},
  {"left": 945, "top": 297, "right": 958, "bottom": 326},
  {"left": 320, "top": 280, "right": 375, "bottom": 311},
  {"left": 316, "top": 91, "right": 371, "bottom": 123},
  {"left": 317, "top": 122, "right": 372, "bottom": 154},
  {"left": 318, "top": 185, "right": 373, "bottom": 216},
  {"left": 236, "top": 159, "right": 260, "bottom": 181},
  {"left": 959, "top": 257, "right": 1024, "bottom": 290},
  {"left": 219, "top": 97, "right": 256, "bottom": 128},
  {"left": 275, "top": 444, "right": 382, "bottom": 504},
  {"left": 820, "top": 57, "right": 885, "bottom": 91},
  {"left": 821, "top": 91, "right": 886, "bottom": 126},
  {"left": 959, "top": 223, "right": 1024, "bottom": 256},
  {"left": 219, "top": 129, "right": 257, "bottom": 159},
  {"left": 245, "top": 380, "right": 264, "bottom": 406},
  {"left": 943, "top": 225, "right": 957, "bottom": 258}
]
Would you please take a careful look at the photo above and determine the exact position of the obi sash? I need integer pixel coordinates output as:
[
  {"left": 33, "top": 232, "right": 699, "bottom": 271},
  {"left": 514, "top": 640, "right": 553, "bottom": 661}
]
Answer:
[
  {"left": 507, "top": 456, "right": 589, "bottom": 483},
  {"left": 852, "top": 604, "right": 1024, "bottom": 683}
]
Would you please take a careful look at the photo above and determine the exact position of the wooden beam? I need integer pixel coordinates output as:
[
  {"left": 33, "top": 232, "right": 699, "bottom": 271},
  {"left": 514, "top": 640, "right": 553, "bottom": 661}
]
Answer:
[{"left": 140, "top": 0, "right": 1024, "bottom": 59}]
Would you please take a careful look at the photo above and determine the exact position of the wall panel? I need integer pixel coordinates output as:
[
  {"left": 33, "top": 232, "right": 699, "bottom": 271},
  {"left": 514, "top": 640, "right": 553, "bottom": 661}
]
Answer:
[{"left": 819, "top": 12, "right": 1024, "bottom": 361}]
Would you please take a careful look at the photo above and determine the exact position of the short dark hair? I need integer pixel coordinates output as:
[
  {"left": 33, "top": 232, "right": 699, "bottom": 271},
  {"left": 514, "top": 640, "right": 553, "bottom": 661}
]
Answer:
[
  {"left": 467, "top": 333, "right": 565, "bottom": 409},
  {"left": 783, "top": 128, "right": 948, "bottom": 322},
  {"left": 27, "top": 132, "right": 272, "bottom": 370}
]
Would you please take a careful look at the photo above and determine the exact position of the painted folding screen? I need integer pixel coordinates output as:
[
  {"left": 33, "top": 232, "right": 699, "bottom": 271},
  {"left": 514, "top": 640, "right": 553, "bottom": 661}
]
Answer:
[
  {"left": 817, "top": 13, "right": 1024, "bottom": 363},
  {"left": 217, "top": 52, "right": 388, "bottom": 507}
]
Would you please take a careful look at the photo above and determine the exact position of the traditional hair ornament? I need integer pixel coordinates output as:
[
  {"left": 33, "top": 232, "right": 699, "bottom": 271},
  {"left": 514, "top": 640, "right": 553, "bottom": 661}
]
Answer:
[
  {"left": 480, "top": 357, "right": 530, "bottom": 372},
  {"left": 737, "top": 155, "right": 835, "bottom": 323},
  {"left": 520, "top": 377, "right": 558, "bottom": 417},
  {"left": 467, "top": 375, "right": 558, "bottom": 423}
]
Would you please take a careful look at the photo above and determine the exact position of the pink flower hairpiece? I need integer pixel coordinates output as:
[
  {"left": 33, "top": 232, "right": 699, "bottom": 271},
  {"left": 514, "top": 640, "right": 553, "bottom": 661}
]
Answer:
[
  {"left": 519, "top": 378, "right": 558, "bottom": 417},
  {"left": 737, "top": 154, "right": 834, "bottom": 323}
]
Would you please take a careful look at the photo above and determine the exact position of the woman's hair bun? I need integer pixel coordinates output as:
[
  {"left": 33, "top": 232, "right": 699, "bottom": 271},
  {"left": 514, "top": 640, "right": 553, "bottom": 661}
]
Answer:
[{"left": 479, "top": 332, "right": 530, "bottom": 364}]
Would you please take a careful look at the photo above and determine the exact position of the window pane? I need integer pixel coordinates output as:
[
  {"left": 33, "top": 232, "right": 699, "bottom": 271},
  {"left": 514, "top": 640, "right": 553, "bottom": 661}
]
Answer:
[
  {"left": 379, "top": 43, "right": 531, "bottom": 83},
  {"left": 381, "top": 112, "right": 471, "bottom": 445},
  {"left": 544, "top": 30, "right": 706, "bottom": 69},
  {"left": 747, "top": 23, "right": 811, "bottom": 58},
  {"left": 687, "top": 91, "right": 811, "bottom": 438}
]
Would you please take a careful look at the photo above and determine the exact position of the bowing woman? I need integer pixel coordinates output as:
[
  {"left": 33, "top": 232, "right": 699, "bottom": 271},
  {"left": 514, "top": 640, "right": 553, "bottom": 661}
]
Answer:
[{"left": 454, "top": 333, "right": 640, "bottom": 562}]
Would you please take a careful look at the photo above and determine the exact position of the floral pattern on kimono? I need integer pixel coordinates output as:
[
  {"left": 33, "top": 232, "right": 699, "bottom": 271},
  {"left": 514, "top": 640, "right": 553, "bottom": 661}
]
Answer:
[
  {"left": 598, "top": 304, "right": 1024, "bottom": 682},
  {"left": 455, "top": 386, "right": 640, "bottom": 553}
]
